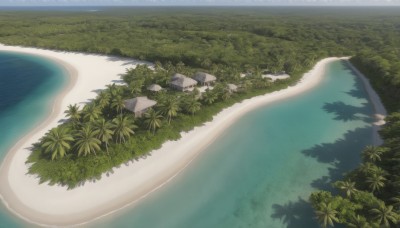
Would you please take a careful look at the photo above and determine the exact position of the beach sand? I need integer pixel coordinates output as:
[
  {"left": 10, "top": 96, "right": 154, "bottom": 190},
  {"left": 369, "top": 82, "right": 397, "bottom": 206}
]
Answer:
[
  {"left": 0, "top": 45, "right": 385, "bottom": 227},
  {"left": 345, "top": 61, "right": 387, "bottom": 145}
]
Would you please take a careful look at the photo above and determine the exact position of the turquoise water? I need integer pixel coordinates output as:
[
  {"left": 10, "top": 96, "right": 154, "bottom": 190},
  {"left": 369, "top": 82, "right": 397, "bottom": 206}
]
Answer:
[
  {"left": 0, "top": 58, "right": 375, "bottom": 227},
  {"left": 93, "top": 60, "right": 375, "bottom": 228},
  {"left": 0, "top": 51, "right": 68, "bottom": 227}
]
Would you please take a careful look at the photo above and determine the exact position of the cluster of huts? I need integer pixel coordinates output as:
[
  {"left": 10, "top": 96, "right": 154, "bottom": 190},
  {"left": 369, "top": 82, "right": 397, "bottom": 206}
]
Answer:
[
  {"left": 123, "top": 70, "right": 289, "bottom": 117},
  {"left": 170, "top": 72, "right": 217, "bottom": 91},
  {"left": 123, "top": 72, "right": 219, "bottom": 117}
]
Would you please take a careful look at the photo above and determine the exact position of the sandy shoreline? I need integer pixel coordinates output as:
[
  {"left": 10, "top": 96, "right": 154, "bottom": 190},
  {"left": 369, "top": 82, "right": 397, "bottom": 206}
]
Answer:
[
  {"left": 0, "top": 46, "right": 384, "bottom": 227},
  {"left": 345, "top": 61, "right": 387, "bottom": 145}
]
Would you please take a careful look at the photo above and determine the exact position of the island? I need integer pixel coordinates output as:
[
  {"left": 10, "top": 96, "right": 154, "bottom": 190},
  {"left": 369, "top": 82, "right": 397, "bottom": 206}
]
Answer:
[{"left": 0, "top": 6, "right": 399, "bottom": 228}]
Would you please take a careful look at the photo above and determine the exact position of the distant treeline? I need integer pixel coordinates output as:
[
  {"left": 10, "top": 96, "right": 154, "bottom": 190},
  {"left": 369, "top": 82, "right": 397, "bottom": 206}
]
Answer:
[
  {"left": 351, "top": 53, "right": 400, "bottom": 113},
  {"left": 1, "top": 7, "right": 400, "bottom": 72}
]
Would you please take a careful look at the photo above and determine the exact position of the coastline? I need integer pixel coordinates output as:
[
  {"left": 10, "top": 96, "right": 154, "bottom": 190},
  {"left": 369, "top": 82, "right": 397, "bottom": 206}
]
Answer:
[
  {"left": 0, "top": 44, "right": 149, "bottom": 226},
  {"left": 0, "top": 47, "right": 379, "bottom": 227},
  {"left": 345, "top": 61, "right": 387, "bottom": 145}
]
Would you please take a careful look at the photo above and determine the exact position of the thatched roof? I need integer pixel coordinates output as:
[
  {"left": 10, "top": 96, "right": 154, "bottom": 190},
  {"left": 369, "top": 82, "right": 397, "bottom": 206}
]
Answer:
[
  {"left": 124, "top": 96, "right": 157, "bottom": 112},
  {"left": 193, "top": 72, "right": 217, "bottom": 83},
  {"left": 170, "top": 76, "right": 198, "bottom": 88},
  {"left": 227, "top": 84, "right": 238, "bottom": 92},
  {"left": 147, "top": 84, "right": 162, "bottom": 92},
  {"left": 171, "top": 73, "right": 186, "bottom": 81}
]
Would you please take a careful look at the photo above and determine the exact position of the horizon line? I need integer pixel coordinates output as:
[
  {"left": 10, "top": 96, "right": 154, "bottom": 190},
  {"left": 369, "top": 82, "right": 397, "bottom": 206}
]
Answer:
[{"left": 2, "top": 4, "right": 400, "bottom": 6}]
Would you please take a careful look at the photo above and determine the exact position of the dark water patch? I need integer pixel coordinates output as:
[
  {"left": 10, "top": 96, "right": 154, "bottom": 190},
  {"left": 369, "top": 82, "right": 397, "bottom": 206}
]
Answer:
[
  {"left": 0, "top": 51, "right": 67, "bottom": 227},
  {"left": 0, "top": 52, "right": 53, "bottom": 113}
]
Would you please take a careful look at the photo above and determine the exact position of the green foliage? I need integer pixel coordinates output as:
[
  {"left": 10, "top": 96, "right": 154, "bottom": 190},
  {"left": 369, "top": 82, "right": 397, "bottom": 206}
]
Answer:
[
  {"left": 41, "top": 127, "right": 74, "bottom": 160},
  {"left": 311, "top": 114, "right": 400, "bottom": 227},
  {"left": 26, "top": 59, "right": 302, "bottom": 188},
  {"left": 143, "top": 109, "right": 163, "bottom": 134},
  {"left": 3, "top": 7, "right": 392, "bottom": 70},
  {"left": 350, "top": 53, "right": 400, "bottom": 113},
  {"left": 5, "top": 7, "right": 400, "bottom": 224}
]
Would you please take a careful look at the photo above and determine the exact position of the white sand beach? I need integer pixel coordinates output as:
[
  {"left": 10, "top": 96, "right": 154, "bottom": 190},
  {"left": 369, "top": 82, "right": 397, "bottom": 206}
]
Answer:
[
  {"left": 0, "top": 45, "right": 385, "bottom": 227},
  {"left": 345, "top": 61, "right": 387, "bottom": 145}
]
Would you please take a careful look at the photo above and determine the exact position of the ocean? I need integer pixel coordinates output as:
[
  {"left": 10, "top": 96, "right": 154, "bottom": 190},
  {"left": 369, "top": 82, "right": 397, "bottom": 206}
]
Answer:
[
  {"left": 93, "top": 60, "right": 375, "bottom": 227},
  {"left": 0, "top": 51, "right": 67, "bottom": 227},
  {"left": 0, "top": 55, "right": 375, "bottom": 227}
]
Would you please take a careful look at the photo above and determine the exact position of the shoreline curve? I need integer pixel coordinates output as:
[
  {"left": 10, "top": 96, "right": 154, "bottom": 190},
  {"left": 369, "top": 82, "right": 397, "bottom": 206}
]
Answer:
[{"left": 0, "top": 46, "right": 384, "bottom": 227}]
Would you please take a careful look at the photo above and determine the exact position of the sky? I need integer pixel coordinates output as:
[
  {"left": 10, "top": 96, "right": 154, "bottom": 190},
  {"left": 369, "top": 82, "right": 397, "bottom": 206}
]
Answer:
[{"left": 0, "top": 0, "right": 399, "bottom": 6}]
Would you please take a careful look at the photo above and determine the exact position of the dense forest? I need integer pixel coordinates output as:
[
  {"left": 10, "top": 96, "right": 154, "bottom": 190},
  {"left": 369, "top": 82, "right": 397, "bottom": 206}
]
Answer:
[
  {"left": 0, "top": 7, "right": 399, "bottom": 70},
  {"left": 1, "top": 6, "right": 400, "bottom": 227}
]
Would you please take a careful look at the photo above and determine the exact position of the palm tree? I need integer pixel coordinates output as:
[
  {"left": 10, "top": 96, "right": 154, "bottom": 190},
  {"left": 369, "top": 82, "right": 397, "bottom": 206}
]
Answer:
[
  {"left": 144, "top": 109, "right": 163, "bottom": 134},
  {"left": 82, "top": 103, "right": 102, "bottom": 122},
  {"left": 221, "top": 88, "right": 231, "bottom": 100},
  {"left": 64, "top": 104, "right": 80, "bottom": 123},
  {"left": 159, "top": 97, "right": 180, "bottom": 124},
  {"left": 93, "top": 118, "right": 114, "bottom": 153},
  {"left": 41, "top": 127, "right": 74, "bottom": 160},
  {"left": 370, "top": 203, "right": 398, "bottom": 227},
  {"left": 111, "top": 95, "right": 125, "bottom": 115},
  {"left": 74, "top": 125, "right": 101, "bottom": 156},
  {"left": 106, "top": 83, "right": 121, "bottom": 98},
  {"left": 202, "top": 90, "right": 217, "bottom": 105},
  {"left": 154, "top": 61, "right": 163, "bottom": 71},
  {"left": 96, "top": 91, "right": 110, "bottom": 109},
  {"left": 315, "top": 202, "right": 339, "bottom": 228},
  {"left": 347, "top": 215, "right": 369, "bottom": 228},
  {"left": 129, "top": 81, "right": 143, "bottom": 96},
  {"left": 367, "top": 173, "right": 386, "bottom": 193},
  {"left": 334, "top": 180, "right": 357, "bottom": 198},
  {"left": 112, "top": 115, "right": 136, "bottom": 143},
  {"left": 253, "top": 66, "right": 262, "bottom": 78},
  {"left": 363, "top": 146, "right": 382, "bottom": 163},
  {"left": 390, "top": 196, "right": 400, "bottom": 211},
  {"left": 240, "top": 80, "right": 252, "bottom": 92},
  {"left": 185, "top": 98, "right": 201, "bottom": 116}
]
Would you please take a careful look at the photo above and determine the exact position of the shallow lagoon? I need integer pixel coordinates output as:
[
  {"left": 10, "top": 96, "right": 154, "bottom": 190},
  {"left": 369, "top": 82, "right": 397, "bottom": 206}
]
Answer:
[
  {"left": 0, "top": 51, "right": 67, "bottom": 227},
  {"left": 94, "top": 60, "right": 375, "bottom": 228},
  {"left": 0, "top": 56, "right": 375, "bottom": 227}
]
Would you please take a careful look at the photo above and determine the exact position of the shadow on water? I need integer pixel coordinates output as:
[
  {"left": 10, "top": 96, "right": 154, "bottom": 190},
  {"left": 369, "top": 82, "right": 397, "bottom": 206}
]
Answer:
[
  {"left": 271, "top": 198, "right": 317, "bottom": 228},
  {"left": 270, "top": 127, "right": 371, "bottom": 227},
  {"left": 346, "top": 89, "right": 367, "bottom": 100},
  {"left": 271, "top": 77, "right": 374, "bottom": 227},
  {"left": 323, "top": 101, "right": 372, "bottom": 122},
  {"left": 302, "top": 127, "right": 370, "bottom": 191}
]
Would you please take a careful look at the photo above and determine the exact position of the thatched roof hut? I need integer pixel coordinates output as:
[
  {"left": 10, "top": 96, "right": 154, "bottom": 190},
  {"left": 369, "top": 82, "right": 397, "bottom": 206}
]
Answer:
[
  {"left": 170, "top": 74, "right": 198, "bottom": 92},
  {"left": 193, "top": 72, "right": 217, "bottom": 86},
  {"left": 124, "top": 96, "right": 157, "bottom": 117},
  {"left": 147, "top": 84, "right": 162, "bottom": 92},
  {"left": 171, "top": 73, "right": 186, "bottom": 81},
  {"left": 227, "top": 84, "right": 238, "bottom": 93}
]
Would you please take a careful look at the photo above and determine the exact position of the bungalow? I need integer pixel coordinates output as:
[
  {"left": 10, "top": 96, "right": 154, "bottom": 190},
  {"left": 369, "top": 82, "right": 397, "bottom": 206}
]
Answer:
[
  {"left": 193, "top": 72, "right": 217, "bottom": 86},
  {"left": 124, "top": 96, "right": 157, "bottom": 117},
  {"left": 227, "top": 84, "right": 238, "bottom": 93},
  {"left": 147, "top": 84, "right": 162, "bottom": 92},
  {"left": 170, "top": 73, "right": 198, "bottom": 92}
]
